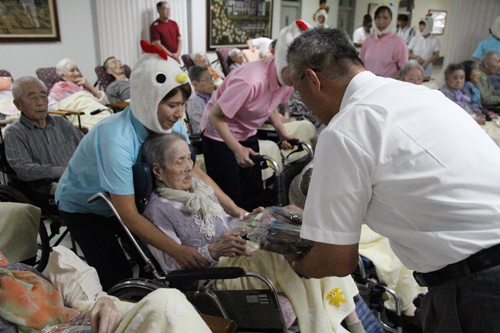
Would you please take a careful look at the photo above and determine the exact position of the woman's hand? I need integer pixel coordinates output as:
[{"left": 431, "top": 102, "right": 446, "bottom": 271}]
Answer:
[
  {"left": 208, "top": 232, "right": 248, "bottom": 260},
  {"left": 172, "top": 245, "right": 211, "bottom": 269},
  {"left": 75, "top": 76, "right": 92, "bottom": 89},
  {"left": 279, "top": 133, "right": 300, "bottom": 150},
  {"left": 85, "top": 297, "right": 121, "bottom": 333},
  {"left": 488, "top": 111, "right": 499, "bottom": 119},
  {"left": 234, "top": 145, "right": 258, "bottom": 168}
]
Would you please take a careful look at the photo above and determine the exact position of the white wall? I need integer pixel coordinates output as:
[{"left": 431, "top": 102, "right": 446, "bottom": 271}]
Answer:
[{"left": 0, "top": 0, "right": 99, "bottom": 83}]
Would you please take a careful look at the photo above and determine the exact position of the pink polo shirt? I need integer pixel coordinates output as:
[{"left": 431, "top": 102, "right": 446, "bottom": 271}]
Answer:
[
  {"left": 200, "top": 57, "right": 294, "bottom": 142},
  {"left": 359, "top": 32, "right": 408, "bottom": 77}
]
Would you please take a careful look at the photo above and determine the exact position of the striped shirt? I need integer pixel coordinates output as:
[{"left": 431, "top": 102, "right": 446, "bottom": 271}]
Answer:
[{"left": 4, "top": 113, "right": 83, "bottom": 182}]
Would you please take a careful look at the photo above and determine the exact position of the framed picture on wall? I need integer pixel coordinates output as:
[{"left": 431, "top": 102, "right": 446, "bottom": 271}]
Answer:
[
  {"left": 206, "top": 0, "right": 273, "bottom": 50},
  {"left": 428, "top": 10, "right": 447, "bottom": 35},
  {"left": 0, "top": 0, "right": 60, "bottom": 42}
]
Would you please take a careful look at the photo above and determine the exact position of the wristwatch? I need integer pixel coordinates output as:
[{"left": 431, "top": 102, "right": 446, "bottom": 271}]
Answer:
[{"left": 291, "top": 257, "right": 311, "bottom": 279}]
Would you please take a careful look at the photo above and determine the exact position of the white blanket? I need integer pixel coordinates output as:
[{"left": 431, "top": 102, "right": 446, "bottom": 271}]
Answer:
[{"left": 56, "top": 91, "right": 112, "bottom": 128}]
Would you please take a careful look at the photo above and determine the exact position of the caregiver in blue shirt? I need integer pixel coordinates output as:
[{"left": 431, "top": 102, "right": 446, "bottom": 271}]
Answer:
[{"left": 56, "top": 42, "right": 244, "bottom": 290}]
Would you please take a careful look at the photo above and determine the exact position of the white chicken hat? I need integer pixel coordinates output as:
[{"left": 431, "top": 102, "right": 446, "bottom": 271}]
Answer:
[
  {"left": 275, "top": 20, "right": 313, "bottom": 86},
  {"left": 421, "top": 15, "right": 434, "bottom": 36},
  {"left": 130, "top": 40, "right": 190, "bottom": 134}
]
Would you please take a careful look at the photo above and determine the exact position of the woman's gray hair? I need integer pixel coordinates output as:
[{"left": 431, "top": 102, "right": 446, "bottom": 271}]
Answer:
[
  {"left": 229, "top": 48, "right": 240, "bottom": 59},
  {"left": 400, "top": 62, "right": 424, "bottom": 80},
  {"left": 143, "top": 131, "right": 187, "bottom": 168},
  {"left": 56, "top": 58, "right": 74, "bottom": 76},
  {"left": 11, "top": 76, "right": 46, "bottom": 101}
]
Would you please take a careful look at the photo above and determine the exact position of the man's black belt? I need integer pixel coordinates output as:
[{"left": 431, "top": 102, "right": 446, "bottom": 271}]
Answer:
[{"left": 413, "top": 243, "right": 500, "bottom": 288}]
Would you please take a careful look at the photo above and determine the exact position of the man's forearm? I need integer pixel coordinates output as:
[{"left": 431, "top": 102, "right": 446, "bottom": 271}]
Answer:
[{"left": 152, "top": 41, "right": 175, "bottom": 57}]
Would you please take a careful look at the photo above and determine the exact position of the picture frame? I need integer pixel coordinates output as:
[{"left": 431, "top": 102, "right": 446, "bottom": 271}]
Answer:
[
  {"left": 0, "top": 0, "right": 60, "bottom": 42},
  {"left": 206, "top": 0, "right": 273, "bottom": 50},
  {"left": 428, "top": 10, "right": 447, "bottom": 35}
]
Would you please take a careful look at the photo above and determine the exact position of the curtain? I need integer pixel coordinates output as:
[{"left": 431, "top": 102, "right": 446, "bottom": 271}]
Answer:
[
  {"left": 442, "top": 0, "right": 500, "bottom": 69},
  {"left": 94, "top": 0, "right": 189, "bottom": 68}
]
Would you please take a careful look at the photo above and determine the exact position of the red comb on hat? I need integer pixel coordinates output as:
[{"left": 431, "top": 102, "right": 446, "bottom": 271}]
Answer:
[
  {"left": 295, "top": 20, "right": 309, "bottom": 31},
  {"left": 140, "top": 40, "right": 168, "bottom": 61}
]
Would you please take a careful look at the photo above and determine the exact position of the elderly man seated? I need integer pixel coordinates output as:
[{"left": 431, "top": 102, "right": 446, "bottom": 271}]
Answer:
[
  {"left": 141, "top": 132, "right": 366, "bottom": 333},
  {"left": 104, "top": 56, "right": 130, "bottom": 104},
  {"left": 193, "top": 52, "right": 224, "bottom": 88},
  {"left": 4, "top": 77, "right": 84, "bottom": 198},
  {"left": 476, "top": 51, "right": 500, "bottom": 112},
  {"left": 49, "top": 58, "right": 112, "bottom": 128},
  {"left": 186, "top": 65, "right": 215, "bottom": 136},
  {"left": 227, "top": 48, "right": 246, "bottom": 73}
]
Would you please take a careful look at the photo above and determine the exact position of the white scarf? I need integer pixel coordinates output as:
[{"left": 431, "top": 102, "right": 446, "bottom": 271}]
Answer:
[{"left": 155, "top": 178, "right": 226, "bottom": 239}]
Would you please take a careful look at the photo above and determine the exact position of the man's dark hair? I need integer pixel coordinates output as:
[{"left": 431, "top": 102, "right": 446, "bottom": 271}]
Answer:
[
  {"left": 188, "top": 65, "right": 209, "bottom": 82},
  {"left": 363, "top": 14, "right": 372, "bottom": 26},
  {"left": 444, "top": 63, "right": 465, "bottom": 79},
  {"left": 157, "top": 1, "right": 167, "bottom": 10},
  {"left": 288, "top": 28, "right": 364, "bottom": 84},
  {"left": 103, "top": 56, "right": 115, "bottom": 69},
  {"left": 375, "top": 6, "right": 391, "bottom": 19},
  {"left": 271, "top": 39, "right": 278, "bottom": 52},
  {"left": 419, "top": 21, "right": 425, "bottom": 26},
  {"left": 461, "top": 60, "right": 478, "bottom": 82},
  {"left": 397, "top": 14, "right": 409, "bottom": 22}
]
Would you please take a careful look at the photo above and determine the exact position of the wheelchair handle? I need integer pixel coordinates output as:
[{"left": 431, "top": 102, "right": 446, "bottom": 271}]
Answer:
[
  {"left": 249, "top": 154, "right": 265, "bottom": 164},
  {"left": 166, "top": 267, "right": 246, "bottom": 281},
  {"left": 278, "top": 139, "right": 300, "bottom": 149}
]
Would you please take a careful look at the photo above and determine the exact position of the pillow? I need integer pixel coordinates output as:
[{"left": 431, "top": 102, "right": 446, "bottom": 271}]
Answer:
[
  {"left": 0, "top": 77, "right": 12, "bottom": 91},
  {"left": 48, "top": 245, "right": 108, "bottom": 307}
]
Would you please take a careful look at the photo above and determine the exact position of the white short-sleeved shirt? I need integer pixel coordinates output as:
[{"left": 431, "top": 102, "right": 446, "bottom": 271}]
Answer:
[
  {"left": 302, "top": 71, "right": 500, "bottom": 273},
  {"left": 352, "top": 27, "right": 374, "bottom": 52},
  {"left": 408, "top": 35, "right": 441, "bottom": 77}
]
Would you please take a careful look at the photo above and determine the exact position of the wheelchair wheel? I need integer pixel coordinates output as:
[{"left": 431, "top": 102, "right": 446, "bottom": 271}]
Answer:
[
  {"left": 108, "top": 278, "right": 166, "bottom": 302},
  {"left": 0, "top": 185, "right": 50, "bottom": 272}
]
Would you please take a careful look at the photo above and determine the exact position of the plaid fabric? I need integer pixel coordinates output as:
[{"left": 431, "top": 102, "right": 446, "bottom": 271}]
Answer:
[
  {"left": 36, "top": 67, "right": 63, "bottom": 93},
  {"left": 215, "top": 47, "right": 233, "bottom": 77},
  {"left": 95, "top": 64, "right": 132, "bottom": 91},
  {"left": 356, "top": 297, "right": 384, "bottom": 333}
]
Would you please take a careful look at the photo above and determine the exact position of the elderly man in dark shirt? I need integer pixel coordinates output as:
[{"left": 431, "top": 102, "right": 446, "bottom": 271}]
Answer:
[{"left": 4, "top": 76, "right": 83, "bottom": 196}]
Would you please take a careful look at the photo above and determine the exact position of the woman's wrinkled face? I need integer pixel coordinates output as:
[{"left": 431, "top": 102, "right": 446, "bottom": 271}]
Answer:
[
  {"left": 375, "top": 8, "right": 392, "bottom": 32},
  {"left": 62, "top": 63, "right": 82, "bottom": 83},
  {"left": 403, "top": 67, "right": 424, "bottom": 85},
  {"left": 157, "top": 90, "right": 185, "bottom": 130},
  {"left": 446, "top": 70, "right": 466, "bottom": 90},
  {"left": 470, "top": 68, "right": 481, "bottom": 84},
  {"left": 231, "top": 49, "right": 244, "bottom": 65},
  {"left": 155, "top": 140, "right": 193, "bottom": 191}
]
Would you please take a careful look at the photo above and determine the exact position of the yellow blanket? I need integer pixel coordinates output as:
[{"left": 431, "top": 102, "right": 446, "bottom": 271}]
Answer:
[
  {"left": 358, "top": 224, "right": 427, "bottom": 311},
  {"left": 56, "top": 91, "right": 112, "bottom": 128},
  {"left": 218, "top": 248, "right": 359, "bottom": 333}
]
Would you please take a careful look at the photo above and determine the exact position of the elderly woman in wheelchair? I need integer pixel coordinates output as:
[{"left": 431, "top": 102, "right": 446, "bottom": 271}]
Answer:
[{"left": 141, "top": 132, "right": 367, "bottom": 333}]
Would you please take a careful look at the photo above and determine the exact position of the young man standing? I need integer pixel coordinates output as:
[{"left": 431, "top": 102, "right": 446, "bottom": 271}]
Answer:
[{"left": 150, "top": 1, "right": 182, "bottom": 63}]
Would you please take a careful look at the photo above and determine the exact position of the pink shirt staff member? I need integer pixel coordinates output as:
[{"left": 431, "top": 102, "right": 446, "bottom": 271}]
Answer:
[
  {"left": 359, "top": 3, "right": 408, "bottom": 78},
  {"left": 200, "top": 21, "right": 309, "bottom": 211}
]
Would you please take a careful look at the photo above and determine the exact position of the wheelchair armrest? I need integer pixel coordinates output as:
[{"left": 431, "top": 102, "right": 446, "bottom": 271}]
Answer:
[
  {"left": 49, "top": 110, "right": 85, "bottom": 116},
  {"left": 166, "top": 267, "right": 246, "bottom": 282}
]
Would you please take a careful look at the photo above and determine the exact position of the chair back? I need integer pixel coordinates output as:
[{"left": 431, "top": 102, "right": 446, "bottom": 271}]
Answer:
[
  {"left": 215, "top": 47, "right": 234, "bottom": 77},
  {"left": 181, "top": 54, "right": 195, "bottom": 71},
  {"left": 36, "top": 67, "right": 63, "bottom": 93},
  {"left": 95, "top": 64, "right": 132, "bottom": 91}
]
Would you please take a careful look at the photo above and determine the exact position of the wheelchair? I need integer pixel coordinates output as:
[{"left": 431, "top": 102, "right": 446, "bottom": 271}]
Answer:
[
  {"left": 87, "top": 147, "right": 289, "bottom": 333},
  {"left": 0, "top": 127, "right": 76, "bottom": 272}
]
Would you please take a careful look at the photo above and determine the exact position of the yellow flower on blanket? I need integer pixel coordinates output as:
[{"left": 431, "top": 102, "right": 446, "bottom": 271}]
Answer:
[{"left": 326, "top": 288, "right": 346, "bottom": 307}]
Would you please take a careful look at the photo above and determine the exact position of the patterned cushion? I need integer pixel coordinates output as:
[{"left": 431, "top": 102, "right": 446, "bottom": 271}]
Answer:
[
  {"left": 95, "top": 64, "right": 132, "bottom": 91},
  {"left": 215, "top": 47, "right": 234, "bottom": 77},
  {"left": 36, "top": 67, "right": 63, "bottom": 93}
]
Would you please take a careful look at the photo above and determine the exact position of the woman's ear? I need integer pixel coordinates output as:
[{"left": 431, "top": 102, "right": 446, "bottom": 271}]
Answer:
[{"left": 151, "top": 163, "right": 163, "bottom": 181}]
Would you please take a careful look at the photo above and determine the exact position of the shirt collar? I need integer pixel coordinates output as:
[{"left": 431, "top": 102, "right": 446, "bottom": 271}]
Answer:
[
  {"left": 339, "top": 71, "right": 376, "bottom": 111},
  {"left": 267, "top": 57, "right": 281, "bottom": 92},
  {"left": 19, "top": 112, "right": 54, "bottom": 130},
  {"left": 129, "top": 107, "right": 149, "bottom": 143},
  {"left": 196, "top": 92, "right": 211, "bottom": 103}
]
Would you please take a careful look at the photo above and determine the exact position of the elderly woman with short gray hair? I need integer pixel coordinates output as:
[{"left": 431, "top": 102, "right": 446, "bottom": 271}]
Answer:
[
  {"left": 49, "top": 58, "right": 109, "bottom": 104},
  {"left": 142, "top": 132, "right": 367, "bottom": 333},
  {"left": 400, "top": 62, "right": 424, "bottom": 85}
]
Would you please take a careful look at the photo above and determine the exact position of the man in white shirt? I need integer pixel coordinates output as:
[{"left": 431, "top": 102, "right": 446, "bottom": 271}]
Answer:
[
  {"left": 352, "top": 14, "right": 373, "bottom": 51},
  {"left": 396, "top": 14, "right": 415, "bottom": 44},
  {"left": 408, "top": 17, "right": 440, "bottom": 78},
  {"left": 287, "top": 28, "right": 500, "bottom": 333}
]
